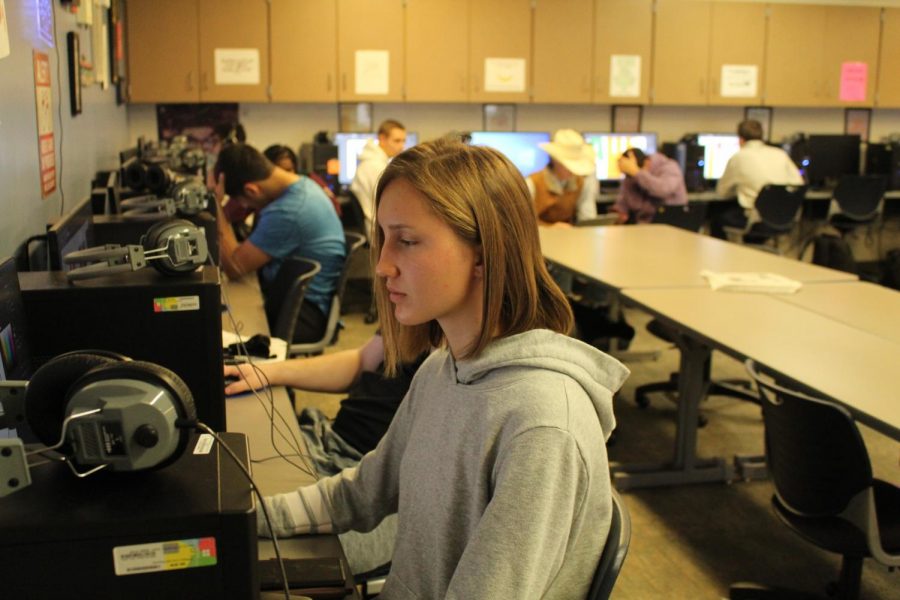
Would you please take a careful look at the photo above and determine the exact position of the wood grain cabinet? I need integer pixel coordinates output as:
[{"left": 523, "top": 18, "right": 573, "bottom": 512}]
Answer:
[
  {"left": 593, "top": 0, "right": 652, "bottom": 105},
  {"left": 405, "top": 0, "right": 469, "bottom": 102},
  {"left": 126, "top": 0, "right": 268, "bottom": 103},
  {"left": 878, "top": 8, "right": 900, "bottom": 108},
  {"left": 469, "top": 0, "right": 532, "bottom": 103},
  {"left": 270, "top": 0, "right": 337, "bottom": 102},
  {"left": 706, "top": 2, "right": 767, "bottom": 106},
  {"left": 765, "top": 4, "right": 880, "bottom": 107},
  {"left": 532, "top": 0, "right": 594, "bottom": 104},
  {"left": 336, "top": 0, "right": 405, "bottom": 102},
  {"left": 652, "top": 0, "right": 711, "bottom": 105}
]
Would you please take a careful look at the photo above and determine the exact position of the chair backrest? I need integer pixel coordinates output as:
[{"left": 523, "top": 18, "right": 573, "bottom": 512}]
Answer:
[
  {"left": 653, "top": 203, "right": 707, "bottom": 232},
  {"left": 288, "top": 232, "right": 367, "bottom": 355},
  {"left": 262, "top": 257, "right": 321, "bottom": 341},
  {"left": 587, "top": 488, "right": 632, "bottom": 600},
  {"left": 745, "top": 360, "right": 873, "bottom": 517},
  {"left": 832, "top": 175, "right": 887, "bottom": 221},
  {"left": 754, "top": 184, "right": 806, "bottom": 232}
]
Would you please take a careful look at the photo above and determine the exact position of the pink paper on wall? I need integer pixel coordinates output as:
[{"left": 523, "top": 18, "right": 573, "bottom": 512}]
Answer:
[{"left": 839, "top": 62, "right": 868, "bottom": 102}]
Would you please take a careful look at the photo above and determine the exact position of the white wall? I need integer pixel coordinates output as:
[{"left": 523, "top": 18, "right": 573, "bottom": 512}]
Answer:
[{"left": 0, "top": 1, "right": 129, "bottom": 258}]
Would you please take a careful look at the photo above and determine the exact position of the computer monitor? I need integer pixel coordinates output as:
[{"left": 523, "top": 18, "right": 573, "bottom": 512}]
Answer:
[
  {"left": 805, "top": 134, "right": 861, "bottom": 189},
  {"left": 0, "top": 256, "right": 33, "bottom": 439},
  {"left": 336, "top": 132, "right": 419, "bottom": 186},
  {"left": 583, "top": 132, "right": 658, "bottom": 182},
  {"left": 467, "top": 132, "right": 552, "bottom": 177},
  {"left": 46, "top": 196, "right": 95, "bottom": 271},
  {"left": 695, "top": 133, "right": 741, "bottom": 181}
]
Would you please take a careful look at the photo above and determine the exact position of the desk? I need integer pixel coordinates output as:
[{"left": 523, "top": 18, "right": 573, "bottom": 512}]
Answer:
[{"left": 222, "top": 275, "right": 357, "bottom": 593}]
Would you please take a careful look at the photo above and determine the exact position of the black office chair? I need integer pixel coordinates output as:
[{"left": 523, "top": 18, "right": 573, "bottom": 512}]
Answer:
[
  {"left": 261, "top": 257, "right": 321, "bottom": 343},
  {"left": 828, "top": 175, "right": 887, "bottom": 236},
  {"left": 723, "top": 184, "right": 807, "bottom": 254},
  {"left": 730, "top": 360, "right": 900, "bottom": 600},
  {"left": 587, "top": 488, "right": 632, "bottom": 600},
  {"left": 288, "top": 232, "right": 367, "bottom": 357},
  {"left": 653, "top": 202, "right": 707, "bottom": 231}
]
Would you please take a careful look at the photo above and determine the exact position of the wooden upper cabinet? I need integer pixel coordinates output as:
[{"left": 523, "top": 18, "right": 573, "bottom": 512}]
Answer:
[
  {"left": 707, "top": 2, "right": 766, "bottom": 106},
  {"left": 337, "top": 0, "right": 405, "bottom": 102},
  {"left": 532, "top": 0, "right": 593, "bottom": 104},
  {"left": 197, "top": 0, "right": 269, "bottom": 102},
  {"left": 126, "top": 0, "right": 200, "bottom": 103},
  {"left": 821, "top": 6, "right": 880, "bottom": 107},
  {"left": 469, "top": 0, "right": 532, "bottom": 103},
  {"left": 766, "top": 4, "right": 879, "bottom": 107},
  {"left": 593, "top": 0, "right": 652, "bottom": 105},
  {"left": 270, "top": 0, "right": 337, "bottom": 102},
  {"left": 652, "top": 0, "right": 711, "bottom": 105},
  {"left": 406, "top": 0, "right": 468, "bottom": 102},
  {"left": 878, "top": 8, "right": 900, "bottom": 108}
]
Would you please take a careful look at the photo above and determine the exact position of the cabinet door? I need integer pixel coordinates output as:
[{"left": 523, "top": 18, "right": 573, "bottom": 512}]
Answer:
[
  {"left": 707, "top": 2, "right": 766, "bottom": 106},
  {"left": 270, "top": 0, "right": 337, "bottom": 102},
  {"left": 337, "top": 0, "right": 405, "bottom": 101},
  {"left": 652, "top": 0, "right": 711, "bottom": 105},
  {"left": 469, "top": 0, "right": 532, "bottom": 103},
  {"left": 878, "top": 8, "right": 900, "bottom": 108},
  {"left": 406, "top": 0, "right": 468, "bottom": 102},
  {"left": 821, "top": 6, "right": 880, "bottom": 107},
  {"left": 533, "top": 0, "right": 594, "bottom": 103},
  {"left": 593, "top": 0, "right": 652, "bottom": 105},
  {"left": 765, "top": 5, "right": 826, "bottom": 106},
  {"left": 198, "top": 0, "right": 269, "bottom": 102},
  {"left": 126, "top": 0, "right": 200, "bottom": 103}
]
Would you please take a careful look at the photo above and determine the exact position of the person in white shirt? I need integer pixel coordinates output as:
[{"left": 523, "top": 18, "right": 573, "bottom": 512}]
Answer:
[
  {"left": 711, "top": 119, "right": 804, "bottom": 239},
  {"left": 350, "top": 119, "right": 407, "bottom": 237}
]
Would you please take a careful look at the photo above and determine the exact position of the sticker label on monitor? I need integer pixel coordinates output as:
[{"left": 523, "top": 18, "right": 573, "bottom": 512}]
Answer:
[
  {"left": 113, "top": 537, "right": 217, "bottom": 575},
  {"left": 153, "top": 296, "right": 200, "bottom": 313},
  {"left": 193, "top": 433, "right": 214, "bottom": 455}
]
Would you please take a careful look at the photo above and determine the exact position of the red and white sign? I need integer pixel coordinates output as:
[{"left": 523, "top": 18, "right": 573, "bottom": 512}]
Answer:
[{"left": 33, "top": 51, "right": 56, "bottom": 197}]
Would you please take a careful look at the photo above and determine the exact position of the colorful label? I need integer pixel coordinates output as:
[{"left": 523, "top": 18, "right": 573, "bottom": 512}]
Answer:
[
  {"left": 113, "top": 537, "right": 217, "bottom": 575},
  {"left": 153, "top": 296, "right": 200, "bottom": 313}
]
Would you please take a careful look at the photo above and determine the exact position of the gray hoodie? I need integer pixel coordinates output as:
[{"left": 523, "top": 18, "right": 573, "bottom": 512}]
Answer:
[{"left": 320, "top": 329, "right": 629, "bottom": 599}]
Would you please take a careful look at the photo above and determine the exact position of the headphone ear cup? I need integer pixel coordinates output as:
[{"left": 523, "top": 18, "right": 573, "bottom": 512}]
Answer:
[
  {"left": 75, "top": 360, "right": 197, "bottom": 470},
  {"left": 143, "top": 219, "right": 201, "bottom": 276},
  {"left": 26, "top": 353, "right": 123, "bottom": 447}
]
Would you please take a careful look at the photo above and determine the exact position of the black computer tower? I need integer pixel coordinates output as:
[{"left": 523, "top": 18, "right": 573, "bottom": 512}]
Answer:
[
  {"left": 683, "top": 144, "right": 706, "bottom": 192},
  {"left": 18, "top": 266, "right": 226, "bottom": 430},
  {"left": 92, "top": 211, "right": 220, "bottom": 264},
  {"left": 0, "top": 432, "right": 258, "bottom": 599},
  {"left": 866, "top": 143, "right": 900, "bottom": 190}
]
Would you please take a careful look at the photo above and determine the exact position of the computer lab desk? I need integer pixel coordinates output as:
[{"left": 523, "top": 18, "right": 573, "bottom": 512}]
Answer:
[
  {"left": 538, "top": 224, "right": 865, "bottom": 490},
  {"left": 221, "top": 274, "right": 359, "bottom": 599}
]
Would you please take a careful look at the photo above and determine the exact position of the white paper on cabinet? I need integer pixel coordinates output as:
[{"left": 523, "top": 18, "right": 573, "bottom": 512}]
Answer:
[
  {"left": 355, "top": 50, "right": 390, "bottom": 95},
  {"left": 0, "top": 0, "right": 9, "bottom": 60},
  {"left": 720, "top": 65, "right": 758, "bottom": 98},
  {"left": 214, "top": 48, "right": 261, "bottom": 85},
  {"left": 484, "top": 58, "right": 526, "bottom": 93},
  {"left": 609, "top": 55, "right": 641, "bottom": 98}
]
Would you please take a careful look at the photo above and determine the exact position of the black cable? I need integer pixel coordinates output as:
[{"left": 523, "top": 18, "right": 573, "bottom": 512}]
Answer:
[
  {"left": 50, "top": 5, "right": 65, "bottom": 215},
  {"left": 192, "top": 422, "right": 291, "bottom": 600}
]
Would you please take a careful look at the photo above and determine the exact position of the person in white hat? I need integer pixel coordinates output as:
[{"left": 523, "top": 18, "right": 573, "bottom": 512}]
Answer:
[{"left": 526, "top": 129, "right": 599, "bottom": 227}]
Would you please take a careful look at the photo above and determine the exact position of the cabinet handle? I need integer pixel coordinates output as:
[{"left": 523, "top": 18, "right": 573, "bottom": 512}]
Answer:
[
  {"left": 327, "top": 74, "right": 332, "bottom": 92},
  {"left": 201, "top": 72, "right": 208, "bottom": 92},
  {"left": 186, "top": 72, "right": 193, "bottom": 91},
  {"left": 711, "top": 77, "right": 718, "bottom": 97},
  {"left": 341, "top": 73, "right": 347, "bottom": 92}
]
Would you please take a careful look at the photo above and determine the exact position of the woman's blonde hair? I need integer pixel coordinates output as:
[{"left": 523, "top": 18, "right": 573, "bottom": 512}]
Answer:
[{"left": 372, "top": 136, "right": 573, "bottom": 375}]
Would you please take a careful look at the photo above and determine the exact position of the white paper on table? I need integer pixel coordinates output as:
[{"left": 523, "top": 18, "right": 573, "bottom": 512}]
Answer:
[
  {"left": 484, "top": 57, "right": 526, "bottom": 93},
  {"left": 720, "top": 64, "right": 758, "bottom": 98},
  {"left": 700, "top": 270, "right": 802, "bottom": 294},
  {"left": 609, "top": 55, "right": 641, "bottom": 98},
  {"left": 214, "top": 48, "right": 261, "bottom": 85},
  {"left": 355, "top": 49, "right": 390, "bottom": 95}
]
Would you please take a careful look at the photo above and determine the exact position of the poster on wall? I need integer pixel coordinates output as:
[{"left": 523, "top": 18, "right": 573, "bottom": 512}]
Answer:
[
  {"left": 37, "top": 0, "right": 53, "bottom": 47},
  {"left": 33, "top": 51, "right": 57, "bottom": 198},
  {"left": 0, "top": 0, "right": 10, "bottom": 59}
]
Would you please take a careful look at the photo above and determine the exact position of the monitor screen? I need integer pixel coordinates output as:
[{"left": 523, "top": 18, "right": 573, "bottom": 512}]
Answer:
[
  {"left": 805, "top": 134, "right": 861, "bottom": 188},
  {"left": 336, "top": 132, "right": 419, "bottom": 186},
  {"left": 467, "top": 132, "right": 551, "bottom": 177},
  {"left": 583, "top": 132, "right": 658, "bottom": 181},
  {"left": 696, "top": 134, "right": 741, "bottom": 180},
  {"left": 47, "top": 196, "right": 95, "bottom": 271},
  {"left": 0, "top": 257, "right": 33, "bottom": 439}
]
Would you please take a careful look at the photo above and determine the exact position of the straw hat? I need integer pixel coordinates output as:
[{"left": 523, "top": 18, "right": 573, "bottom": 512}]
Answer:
[{"left": 540, "top": 129, "right": 596, "bottom": 176}]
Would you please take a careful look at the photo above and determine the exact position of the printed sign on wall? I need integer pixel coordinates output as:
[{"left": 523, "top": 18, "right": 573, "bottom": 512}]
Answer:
[
  {"left": 33, "top": 51, "right": 57, "bottom": 197},
  {"left": 0, "top": 0, "right": 10, "bottom": 59}
]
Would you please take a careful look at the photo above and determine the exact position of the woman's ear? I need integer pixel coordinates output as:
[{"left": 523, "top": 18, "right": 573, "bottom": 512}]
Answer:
[{"left": 473, "top": 249, "right": 484, "bottom": 279}]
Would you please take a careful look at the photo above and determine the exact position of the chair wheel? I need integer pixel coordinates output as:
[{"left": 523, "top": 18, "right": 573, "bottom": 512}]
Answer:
[{"left": 697, "top": 414, "right": 708, "bottom": 428}]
